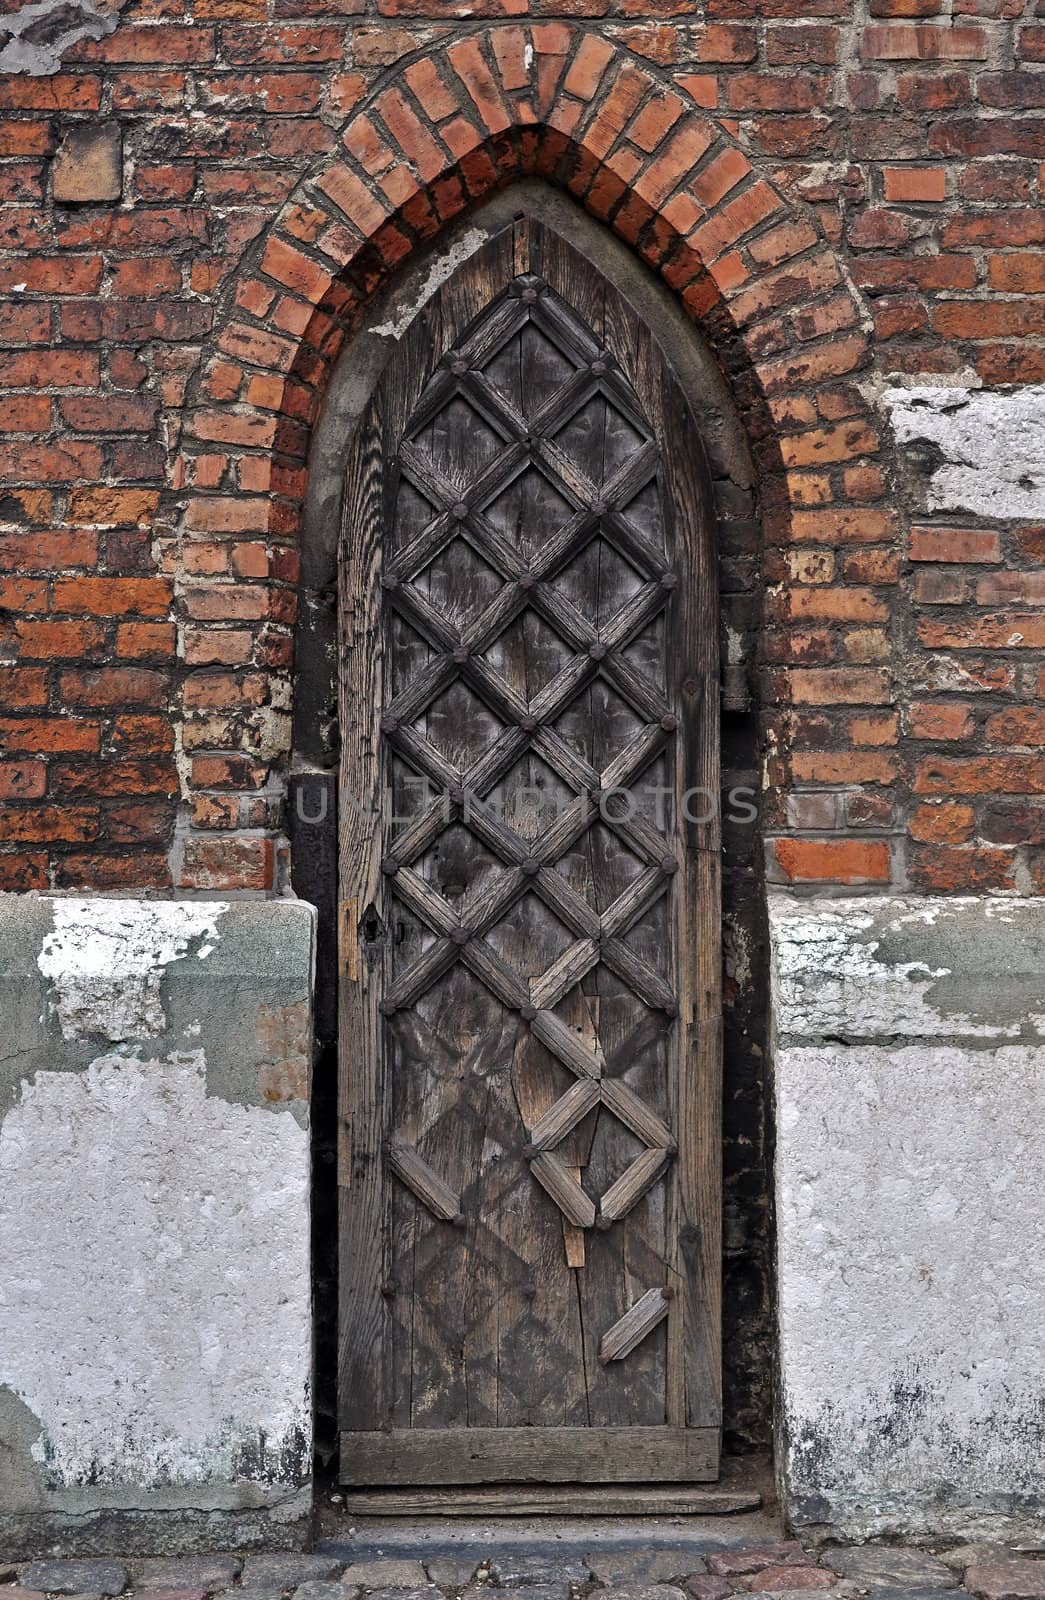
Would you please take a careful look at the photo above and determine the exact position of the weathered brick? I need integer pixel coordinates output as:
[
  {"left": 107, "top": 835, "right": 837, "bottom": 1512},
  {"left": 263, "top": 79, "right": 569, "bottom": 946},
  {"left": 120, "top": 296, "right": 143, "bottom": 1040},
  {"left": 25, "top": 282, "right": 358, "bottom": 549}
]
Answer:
[
  {"left": 773, "top": 838, "right": 892, "bottom": 884},
  {"left": 861, "top": 22, "right": 988, "bottom": 57},
  {"left": 909, "top": 526, "right": 1002, "bottom": 563}
]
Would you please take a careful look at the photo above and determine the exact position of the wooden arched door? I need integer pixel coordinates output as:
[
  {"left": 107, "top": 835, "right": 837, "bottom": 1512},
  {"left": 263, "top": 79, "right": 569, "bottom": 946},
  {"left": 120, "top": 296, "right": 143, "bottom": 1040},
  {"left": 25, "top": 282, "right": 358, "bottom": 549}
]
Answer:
[{"left": 337, "top": 217, "right": 721, "bottom": 1488}]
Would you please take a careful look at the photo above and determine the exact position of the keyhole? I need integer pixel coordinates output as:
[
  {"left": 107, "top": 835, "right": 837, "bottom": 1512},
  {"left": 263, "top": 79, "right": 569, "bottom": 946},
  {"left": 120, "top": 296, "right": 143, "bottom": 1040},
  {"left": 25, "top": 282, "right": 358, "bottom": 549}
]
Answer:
[{"left": 361, "top": 904, "right": 386, "bottom": 967}]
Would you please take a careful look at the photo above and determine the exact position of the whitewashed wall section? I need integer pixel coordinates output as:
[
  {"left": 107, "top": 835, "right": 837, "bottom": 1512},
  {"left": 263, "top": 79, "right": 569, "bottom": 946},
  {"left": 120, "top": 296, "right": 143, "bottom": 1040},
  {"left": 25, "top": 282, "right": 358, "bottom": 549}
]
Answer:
[
  {"left": 0, "top": 896, "right": 315, "bottom": 1556},
  {"left": 770, "top": 893, "right": 1045, "bottom": 1541},
  {"left": 884, "top": 384, "right": 1045, "bottom": 521}
]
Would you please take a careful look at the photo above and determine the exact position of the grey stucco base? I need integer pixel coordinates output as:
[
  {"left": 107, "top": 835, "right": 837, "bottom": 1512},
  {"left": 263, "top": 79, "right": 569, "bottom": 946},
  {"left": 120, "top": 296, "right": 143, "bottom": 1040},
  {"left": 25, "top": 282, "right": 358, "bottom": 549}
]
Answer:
[
  {"left": 770, "top": 892, "right": 1045, "bottom": 1542},
  {"left": 0, "top": 896, "right": 316, "bottom": 1558}
]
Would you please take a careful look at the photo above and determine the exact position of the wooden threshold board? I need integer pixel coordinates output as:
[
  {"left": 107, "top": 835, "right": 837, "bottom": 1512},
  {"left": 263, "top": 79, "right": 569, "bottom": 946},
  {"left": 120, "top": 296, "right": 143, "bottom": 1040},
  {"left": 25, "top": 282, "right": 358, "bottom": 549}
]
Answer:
[
  {"left": 339, "top": 1482, "right": 761, "bottom": 1516},
  {"left": 340, "top": 1426, "right": 718, "bottom": 1486}
]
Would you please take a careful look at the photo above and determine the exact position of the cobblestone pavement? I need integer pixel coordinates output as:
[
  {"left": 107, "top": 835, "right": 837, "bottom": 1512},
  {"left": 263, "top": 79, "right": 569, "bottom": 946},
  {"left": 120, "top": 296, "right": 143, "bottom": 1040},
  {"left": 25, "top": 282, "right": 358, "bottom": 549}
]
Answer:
[{"left": 4, "top": 1536, "right": 1045, "bottom": 1600}]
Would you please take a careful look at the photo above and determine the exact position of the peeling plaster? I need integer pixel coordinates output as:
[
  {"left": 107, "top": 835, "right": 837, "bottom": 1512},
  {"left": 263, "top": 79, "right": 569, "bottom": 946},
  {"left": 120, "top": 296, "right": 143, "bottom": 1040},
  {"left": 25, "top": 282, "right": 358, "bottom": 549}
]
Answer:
[
  {"left": 771, "top": 893, "right": 1045, "bottom": 1539},
  {"left": 38, "top": 901, "right": 227, "bottom": 1042},
  {"left": 777, "top": 1041, "right": 1045, "bottom": 1536},
  {"left": 771, "top": 903, "right": 1019, "bottom": 1039},
  {"left": 0, "top": 0, "right": 120, "bottom": 76},
  {"left": 370, "top": 228, "right": 488, "bottom": 339},
  {"left": 884, "top": 384, "right": 1045, "bottom": 520},
  {"left": 0, "top": 1051, "right": 310, "bottom": 1490}
]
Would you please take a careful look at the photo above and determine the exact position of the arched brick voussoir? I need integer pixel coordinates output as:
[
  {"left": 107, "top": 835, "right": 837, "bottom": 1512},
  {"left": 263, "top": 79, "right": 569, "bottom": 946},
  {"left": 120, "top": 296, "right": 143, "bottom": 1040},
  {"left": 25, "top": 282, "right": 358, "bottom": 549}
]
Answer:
[
  {"left": 175, "top": 22, "right": 879, "bottom": 546},
  {"left": 170, "top": 23, "right": 886, "bottom": 892}
]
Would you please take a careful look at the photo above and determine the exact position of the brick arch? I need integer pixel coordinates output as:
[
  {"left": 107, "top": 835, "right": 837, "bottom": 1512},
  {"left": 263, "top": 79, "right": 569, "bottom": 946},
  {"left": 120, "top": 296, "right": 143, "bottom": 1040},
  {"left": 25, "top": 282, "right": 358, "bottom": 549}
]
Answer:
[{"left": 173, "top": 24, "right": 884, "bottom": 891}]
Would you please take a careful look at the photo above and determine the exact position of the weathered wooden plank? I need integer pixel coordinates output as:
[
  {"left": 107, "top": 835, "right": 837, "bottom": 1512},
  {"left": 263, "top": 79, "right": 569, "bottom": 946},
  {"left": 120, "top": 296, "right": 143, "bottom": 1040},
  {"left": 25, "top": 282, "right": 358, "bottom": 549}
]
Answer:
[
  {"left": 388, "top": 1139, "right": 462, "bottom": 1222},
  {"left": 339, "top": 1483, "right": 760, "bottom": 1515},
  {"left": 599, "top": 1147, "right": 673, "bottom": 1226},
  {"left": 529, "top": 1151, "right": 597, "bottom": 1229},
  {"left": 603, "top": 268, "right": 722, "bottom": 1436},
  {"left": 337, "top": 385, "right": 391, "bottom": 1436},
  {"left": 599, "top": 1286, "right": 672, "bottom": 1364},
  {"left": 339, "top": 1425, "right": 718, "bottom": 1484},
  {"left": 531, "top": 1008, "right": 604, "bottom": 1080},
  {"left": 528, "top": 1077, "right": 602, "bottom": 1150},
  {"left": 600, "top": 1077, "right": 676, "bottom": 1153}
]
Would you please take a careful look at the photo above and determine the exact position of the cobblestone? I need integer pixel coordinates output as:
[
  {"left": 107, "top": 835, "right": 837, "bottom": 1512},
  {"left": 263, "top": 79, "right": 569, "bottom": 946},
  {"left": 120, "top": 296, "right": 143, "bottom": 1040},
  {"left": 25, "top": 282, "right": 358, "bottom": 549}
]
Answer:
[
  {"left": 709, "top": 1551, "right": 811, "bottom": 1580},
  {"left": 360, "top": 1590, "right": 437, "bottom": 1600},
  {"left": 133, "top": 1590, "right": 207, "bottom": 1600},
  {"left": 5, "top": 1530, "right": 1045, "bottom": 1600},
  {"left": 590, "top": 1558, "right": 710, "bottom": 1586},
  {"left": 827, "top": 1551, "right": 957, "bottom": 1591},
  {"left": 22, "top": 1565, "right": 128, "bottom": 1597},
  {"left": 490, "top": 1563, "right": 587, "bottom": 1588},
  {"left": 965, "top": 1565, "right": 1045, "bottom": 1600},
  {"left": 740, "top": 1573, "right": 834, "bottom": 1594},
  {"left": 941, "top": 1552, "right": 1015, "bottom": 1575},
  {"left": 494, "top": 1586, "right": 570, "bottom": 1600},
  {"left": 599, "top": 1585, "right": 689, "bottom": 1600},
  {"left": 421, "top": 1564, "right": 482, "bottom": 1588},
  {"left": 685, "top": 1580, "right": 731, "bottom": 1600},
  {"left": 137, "top": 1561, "right": 241, "bottom": 1592},
  {"left": 868, "top": 1590, "right": 961, "bottom": 1600},
  {"left": 338, "top": 1569, "right": 428, "bottom": 1592},
  {"left": 241, "top": 1561, "right": 344, "bottom": 1592},
  {"left": 291, "top": 1584, "right": 357, "bottom": 1600}
]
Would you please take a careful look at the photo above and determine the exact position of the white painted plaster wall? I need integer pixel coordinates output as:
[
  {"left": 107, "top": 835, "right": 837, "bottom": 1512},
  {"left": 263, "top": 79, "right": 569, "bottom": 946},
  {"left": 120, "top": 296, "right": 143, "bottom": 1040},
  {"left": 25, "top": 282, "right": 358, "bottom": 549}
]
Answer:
[
  {"left": 0, "top": 896, "right": 315, "bottom": 1548},
  {"left": 884, "top": 384, "right": 1045, "bottom": 520},
  {"left": 38, "top": 899, "right": 225, "bottom": 1040},
  {"left": 0, "top": 1050, "right": 310, "bottom": 1488},
  {"left": 771, "top": 895, "right": 1045, "bottom": 1539}
]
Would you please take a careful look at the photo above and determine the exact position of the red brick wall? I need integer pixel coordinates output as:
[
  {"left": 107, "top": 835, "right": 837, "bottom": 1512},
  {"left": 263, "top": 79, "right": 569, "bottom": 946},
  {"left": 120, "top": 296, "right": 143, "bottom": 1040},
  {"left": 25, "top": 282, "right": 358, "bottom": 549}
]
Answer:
[{"left": 0, "top": 1, "right": 1042, "bottom": 893}]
